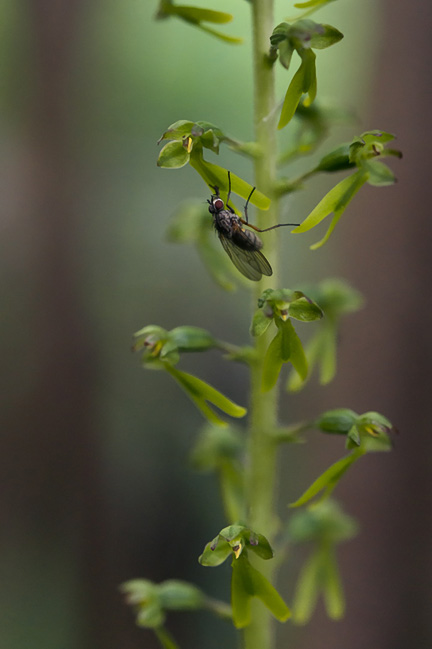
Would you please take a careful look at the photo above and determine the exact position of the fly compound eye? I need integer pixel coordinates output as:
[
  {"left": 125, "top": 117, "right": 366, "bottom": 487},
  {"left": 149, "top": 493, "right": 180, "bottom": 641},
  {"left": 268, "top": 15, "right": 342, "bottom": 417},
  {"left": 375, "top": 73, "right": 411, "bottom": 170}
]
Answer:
[{"left": 213, "top": 198, "right": 224, "bottom": 211}]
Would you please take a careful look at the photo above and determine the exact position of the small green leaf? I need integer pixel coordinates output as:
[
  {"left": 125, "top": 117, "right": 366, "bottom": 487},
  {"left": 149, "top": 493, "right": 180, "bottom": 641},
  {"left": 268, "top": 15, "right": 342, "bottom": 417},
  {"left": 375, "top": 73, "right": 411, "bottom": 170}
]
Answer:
[
  {"left": 290, "top": 451, "right": 364, "bottom": 507},
  {"left": 157, "top": 140, "right": 190, "bottom": 168},
  {"left": 165, "top": 365, "right": 247, "bottom": 426}
]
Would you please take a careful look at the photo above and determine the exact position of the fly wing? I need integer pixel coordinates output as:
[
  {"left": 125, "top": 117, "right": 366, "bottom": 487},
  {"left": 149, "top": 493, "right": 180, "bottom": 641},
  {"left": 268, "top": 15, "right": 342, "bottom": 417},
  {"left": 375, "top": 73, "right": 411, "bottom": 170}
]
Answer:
[{"left": 218, "top": 233, "right": 272, "bottom": 281}]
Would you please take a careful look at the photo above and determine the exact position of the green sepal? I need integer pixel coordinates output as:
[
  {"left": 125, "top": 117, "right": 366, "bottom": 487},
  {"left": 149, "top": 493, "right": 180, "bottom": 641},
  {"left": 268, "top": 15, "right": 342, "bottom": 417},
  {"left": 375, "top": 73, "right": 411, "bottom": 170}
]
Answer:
[
  {"left": 199, "top": 537, "right": 232, "bottom": 566},
  {"left": 157, "top": 140, "right": 190, "bottom": 168},
  {"left": 315, "top": 144, "right": 355, "bottom": 173},
  {"left": 292, "top": 170, "right": 368, "bottom": 249},
  {"left": 231, "top": 554, "right": 291, "bottom": 628},
  {"left": 288, "top": 294, "right": 324, "bottom": 322},
  {"left": 307, "top": 22, "right": 343, "bottom": 49},
  {"left": 315, "top": 408, "right": 359, "bottom": 435},
  {"left": 157, "top": 119, "right": 195, "bottom": 143},
  {"left": 289, "top": 450, "right": 364, "bottom": 508},
  {"left": 168, "top": 326, "right": 216, "bottom": 352},
  {"left": 165, "top": 365, "right": 247, "bottom": 426}
]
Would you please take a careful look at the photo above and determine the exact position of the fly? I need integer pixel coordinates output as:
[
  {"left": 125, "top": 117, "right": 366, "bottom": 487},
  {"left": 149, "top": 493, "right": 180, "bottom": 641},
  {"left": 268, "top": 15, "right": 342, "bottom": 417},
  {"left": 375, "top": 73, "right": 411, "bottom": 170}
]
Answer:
[{"left": 207, "top": 171, "right": 298, "bottom": 281}]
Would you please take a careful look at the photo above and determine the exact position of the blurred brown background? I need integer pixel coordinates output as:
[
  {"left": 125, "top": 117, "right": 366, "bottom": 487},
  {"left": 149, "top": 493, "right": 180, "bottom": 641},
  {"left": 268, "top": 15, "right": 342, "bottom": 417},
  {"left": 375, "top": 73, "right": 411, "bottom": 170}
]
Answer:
[{"left": 1, "top": 1, "right": 431, "bottom": 648}]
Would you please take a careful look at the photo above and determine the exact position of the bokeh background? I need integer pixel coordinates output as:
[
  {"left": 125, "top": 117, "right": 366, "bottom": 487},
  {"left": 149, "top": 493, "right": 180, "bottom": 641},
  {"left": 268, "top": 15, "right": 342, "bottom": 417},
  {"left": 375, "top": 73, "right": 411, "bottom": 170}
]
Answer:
[{"left": 1, "top": 1, "right": 432, "bottom": 648}]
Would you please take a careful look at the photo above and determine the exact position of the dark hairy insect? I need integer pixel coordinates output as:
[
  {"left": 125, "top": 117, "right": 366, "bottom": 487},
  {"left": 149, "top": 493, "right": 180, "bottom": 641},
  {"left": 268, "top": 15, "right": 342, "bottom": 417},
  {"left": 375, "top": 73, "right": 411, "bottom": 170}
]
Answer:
[{"left": 207, "top": 171, "right": 298, "bottom": 281}]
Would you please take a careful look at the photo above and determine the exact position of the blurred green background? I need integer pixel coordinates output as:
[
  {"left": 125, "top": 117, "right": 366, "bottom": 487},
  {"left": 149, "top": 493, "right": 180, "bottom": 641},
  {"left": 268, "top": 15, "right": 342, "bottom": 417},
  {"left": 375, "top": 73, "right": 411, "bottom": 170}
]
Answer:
[{"left": 1, "top": 1, "right": 432, "bottom": 648}]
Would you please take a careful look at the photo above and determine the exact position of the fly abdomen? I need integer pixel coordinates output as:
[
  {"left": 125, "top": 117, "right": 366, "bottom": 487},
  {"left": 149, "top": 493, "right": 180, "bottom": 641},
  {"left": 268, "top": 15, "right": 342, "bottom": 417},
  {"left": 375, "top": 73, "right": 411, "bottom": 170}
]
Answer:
[{"left": 232, "top": 227, "right": 263, "bottom": 251}]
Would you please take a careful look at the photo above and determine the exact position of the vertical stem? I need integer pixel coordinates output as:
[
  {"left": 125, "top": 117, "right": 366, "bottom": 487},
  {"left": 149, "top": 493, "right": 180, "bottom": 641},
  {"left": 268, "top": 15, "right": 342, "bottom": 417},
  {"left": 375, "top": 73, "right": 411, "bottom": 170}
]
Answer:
[{"left": 244, "top": 2, "right": 280, "bottom": 649}]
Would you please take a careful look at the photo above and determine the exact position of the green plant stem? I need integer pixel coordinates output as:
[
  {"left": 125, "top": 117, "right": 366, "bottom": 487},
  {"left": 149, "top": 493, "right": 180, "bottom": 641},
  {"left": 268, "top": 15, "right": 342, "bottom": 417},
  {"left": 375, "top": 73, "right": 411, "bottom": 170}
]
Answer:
[{"left": 244, "top": 2, "right": 281, "bottom": 649}]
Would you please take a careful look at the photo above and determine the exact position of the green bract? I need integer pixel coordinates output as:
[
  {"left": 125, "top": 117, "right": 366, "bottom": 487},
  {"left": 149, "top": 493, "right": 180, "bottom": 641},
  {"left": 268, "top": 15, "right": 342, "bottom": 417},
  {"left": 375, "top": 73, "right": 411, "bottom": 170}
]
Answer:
[
  {"left": 288, "top": 500, "right": 357, "bottom": 624},
  {"left": 270, "top": 20, "right": 343, "bottom": 129},
  {"left": 133, "top": 324, "right": 247, "bottom": 425},
  {"left": 155, "top": 0, "right": 242, "bottom": 43},
  {"left": 290, "top": 409, "right": 394, "bottom": 507},
  {"left": 121, "top": 579, "right": 205, "bottom": 628},
  {"left": 287, "top": 279, "right": 363, "bottom": 391},
  {"left": 293, "top": 130, "right": 401, "bottom": 248}
]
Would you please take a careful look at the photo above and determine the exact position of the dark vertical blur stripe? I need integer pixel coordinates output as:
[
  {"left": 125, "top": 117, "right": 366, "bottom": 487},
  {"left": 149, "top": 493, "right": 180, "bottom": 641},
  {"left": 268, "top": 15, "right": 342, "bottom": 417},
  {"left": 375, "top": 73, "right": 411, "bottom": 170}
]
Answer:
[
  {"left": 302, "top": 1, "right": 432, "bottom": 648},
  {"left": 1, "top": 1, "right": 115, "bottom": 647}
]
